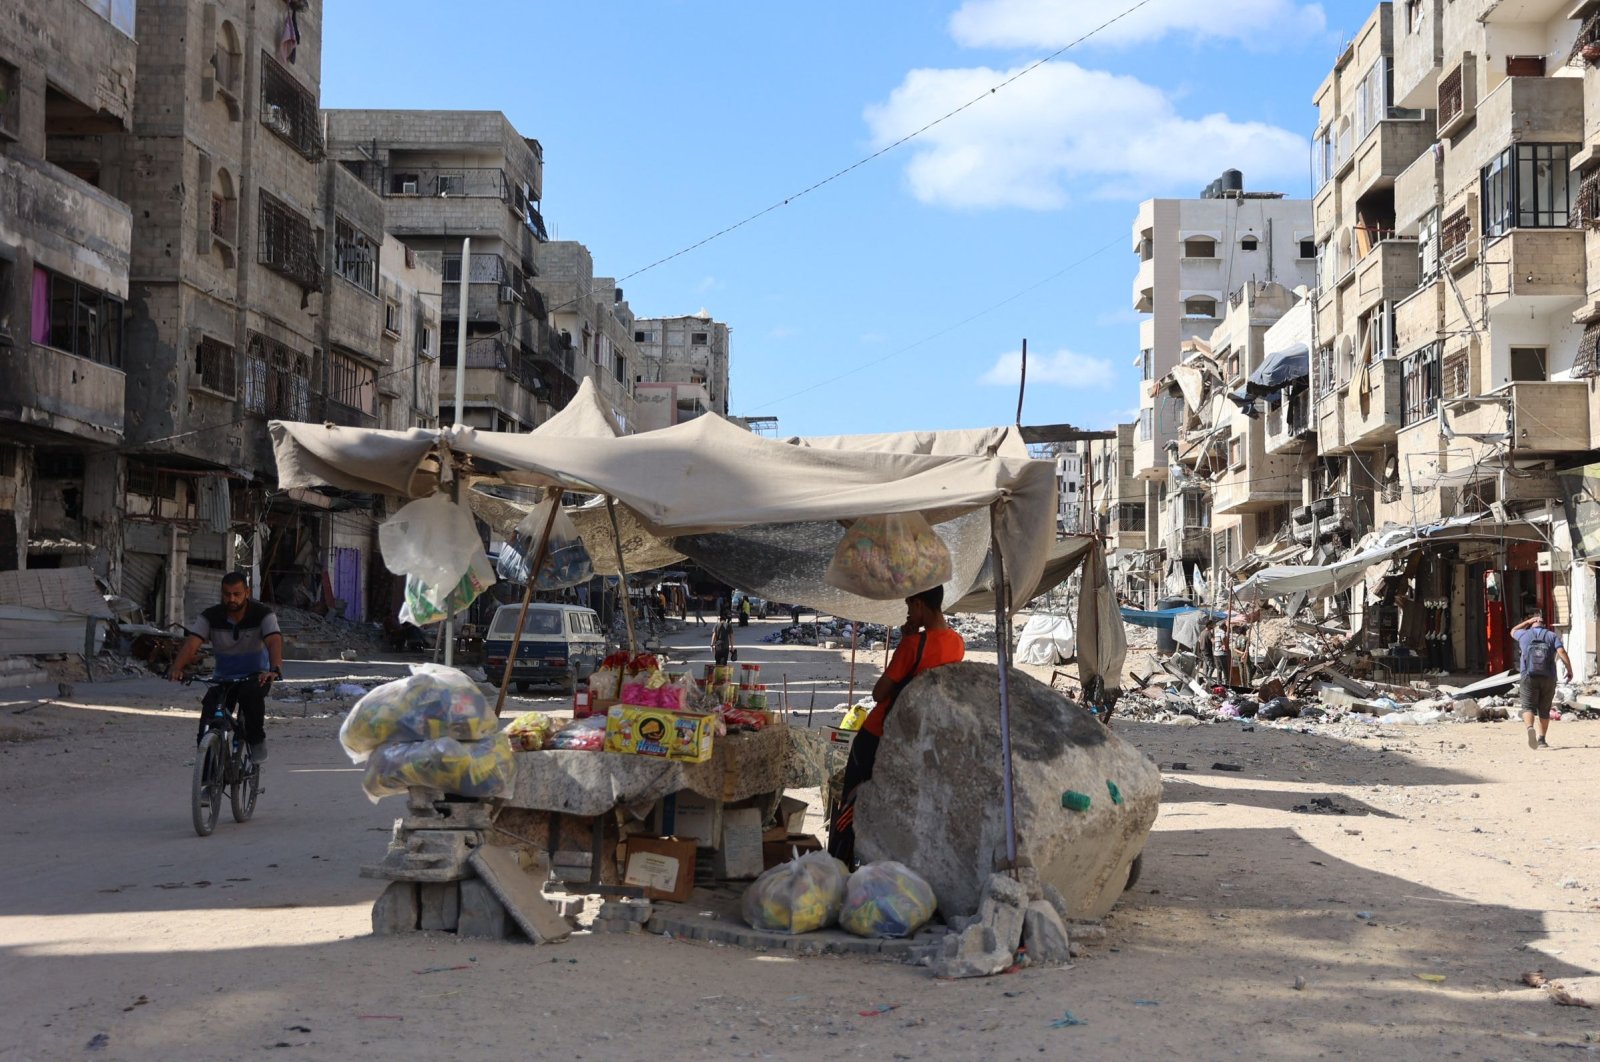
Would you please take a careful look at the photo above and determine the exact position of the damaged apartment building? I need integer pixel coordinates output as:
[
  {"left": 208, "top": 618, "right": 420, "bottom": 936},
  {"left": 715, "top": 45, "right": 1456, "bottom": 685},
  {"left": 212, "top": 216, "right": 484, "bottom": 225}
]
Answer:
[
  {"left": 630, "top": 313, "right": 731, "bottom": 431},
  {"left": 0, "top": 0, "right": 445, "bottom": 631},
  {"left": 1106, "top": 0, "right": 1600, "bottom": 684}
]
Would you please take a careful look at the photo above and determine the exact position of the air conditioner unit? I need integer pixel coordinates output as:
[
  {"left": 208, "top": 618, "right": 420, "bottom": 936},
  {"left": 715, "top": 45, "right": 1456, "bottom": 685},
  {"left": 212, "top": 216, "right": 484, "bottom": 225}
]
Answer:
[
  {"left": 498, "top": 284, "right": 520, "bottom": 304},
  {"left": 400, "top": 180, "right": 418, "bottom": 195}
]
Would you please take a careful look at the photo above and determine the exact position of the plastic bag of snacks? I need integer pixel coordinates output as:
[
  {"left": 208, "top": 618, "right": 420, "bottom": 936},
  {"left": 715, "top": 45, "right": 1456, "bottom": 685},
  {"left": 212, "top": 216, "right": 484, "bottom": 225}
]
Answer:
[
  {"left": 546, "top": 715, "right": 607, "bottom": 751},
  {"left": 720, "top": 707, "right": 768, "bottom": 731},
  {"left": 339, "top": 664, "right": 495, "bottom": 763},
  {"left": 741, "top": 849, "right": 849, "bottom": 934},
  {"left": 496, "top": 496, "right": 594, "bottom": 590},
  {"left": 588, "top": 651, "right": 631, "bottom": 700},
  {"left": 399, "top": 553, "right": 495, "bottom": 627},
  {"left": 823, "top": 512, "right": 952, "bottom": 600},
  {"left": 626, "top": 652, "right": 659, "bottom": 677},
  {"left": 620, "top": 681, "right": 687, "bottom": 710},
  {"left": 360, "top": 733, "right": 514, "bottom": 802},
  {"left": 504, "top": 711, "right": 555, "bottom": 752},
  {"left": 838, "top": 861, "right": 937, "bottom": 938}
]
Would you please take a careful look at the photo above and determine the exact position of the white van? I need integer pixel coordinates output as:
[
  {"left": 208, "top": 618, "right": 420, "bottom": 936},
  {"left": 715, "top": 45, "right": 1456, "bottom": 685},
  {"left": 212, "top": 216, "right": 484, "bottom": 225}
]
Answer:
[{"left": 483, "top": 602, "right": 607, "bottom": 692}]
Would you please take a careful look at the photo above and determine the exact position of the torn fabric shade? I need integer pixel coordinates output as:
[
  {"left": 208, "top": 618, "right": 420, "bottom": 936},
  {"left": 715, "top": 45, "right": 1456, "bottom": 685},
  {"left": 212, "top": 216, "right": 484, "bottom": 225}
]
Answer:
[{"left": 1246, "top": 343, "right": 1310, "bottom": 396}]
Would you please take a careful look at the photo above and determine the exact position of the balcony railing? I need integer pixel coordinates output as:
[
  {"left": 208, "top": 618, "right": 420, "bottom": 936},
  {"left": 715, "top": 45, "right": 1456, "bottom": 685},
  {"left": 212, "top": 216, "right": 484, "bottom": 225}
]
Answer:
[{"left": 320, "top": 396, "right": 376, "bottom": 428}]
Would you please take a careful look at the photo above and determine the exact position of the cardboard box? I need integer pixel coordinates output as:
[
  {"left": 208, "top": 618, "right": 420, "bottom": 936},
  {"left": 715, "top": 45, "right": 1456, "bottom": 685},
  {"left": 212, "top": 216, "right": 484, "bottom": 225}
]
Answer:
[
  {"left": 668, "top": 791, "right": 723, "bottom": 849},
  {"left": 713, "top": 807, "right": 765, "bottom": 880},
  {"left": 762, "top": 834, "right": 824, "bottom": 870},
  {"left": 603, "top": 706, "right": 715, "bottom": 763},
  {"left": 622, "top": 836, "right": 697, "bottom": 902},
  {"left": 576, "top": 696, "right": 618, "bottom": 721},
  {"left": 776, "top": 795, "right": 809, "bottom": 836}
]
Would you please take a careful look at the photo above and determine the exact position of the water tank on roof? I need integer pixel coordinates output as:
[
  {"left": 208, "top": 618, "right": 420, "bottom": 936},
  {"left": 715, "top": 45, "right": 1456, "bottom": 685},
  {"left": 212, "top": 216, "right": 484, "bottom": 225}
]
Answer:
[
  {"left": 1201, "top": 179, "right": 1218, "bottom": 199},
  {"left": 1220, "top": 169, "right": 1244, "bottom": 194}
]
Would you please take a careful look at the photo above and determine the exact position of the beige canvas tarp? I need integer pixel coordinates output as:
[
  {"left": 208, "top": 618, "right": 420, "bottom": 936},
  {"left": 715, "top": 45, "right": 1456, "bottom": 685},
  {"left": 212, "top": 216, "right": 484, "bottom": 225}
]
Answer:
[{"left": 269, "top": 380, "right": 1061, "bottom": 626}]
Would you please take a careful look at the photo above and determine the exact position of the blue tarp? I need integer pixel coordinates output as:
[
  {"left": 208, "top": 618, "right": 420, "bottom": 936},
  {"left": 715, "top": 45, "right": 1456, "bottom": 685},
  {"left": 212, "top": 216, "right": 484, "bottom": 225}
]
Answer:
[{"left": 1119, "top": 606, "right": 1193, "bottom": 630}]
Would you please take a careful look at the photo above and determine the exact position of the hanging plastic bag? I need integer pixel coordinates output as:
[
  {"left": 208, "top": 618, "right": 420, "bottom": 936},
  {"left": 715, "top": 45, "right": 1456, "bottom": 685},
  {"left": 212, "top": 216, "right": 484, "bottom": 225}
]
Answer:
[
  {"left": 379, "top": 493, "right": 482, "bottom": 592},
  {"left": 359, "top": 733, "right": 515, "bottom": 802},
  {"left": 399, "top": 550, "right": 495, "bottom": 626},
  {"left": 741, "top": 849, "right": 849, "bottom": 934},
  {"left": 339, "top": 662, "right": 496, "bottom": 762},
  {"left": 496, "top": 496, "right": 594, "bottom": 590},
  {"left": 838, "top": 861, "right": 937, "bottom": 938},
  {"left": 823, "top": 512, "right": 953, "bottom": 600}
]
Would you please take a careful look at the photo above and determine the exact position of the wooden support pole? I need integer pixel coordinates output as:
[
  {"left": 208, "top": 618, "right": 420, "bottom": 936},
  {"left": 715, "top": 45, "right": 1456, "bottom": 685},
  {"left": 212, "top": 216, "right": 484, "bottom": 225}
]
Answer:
[{"left": 605, "top": 498, "right": 637, "bottom": 656}]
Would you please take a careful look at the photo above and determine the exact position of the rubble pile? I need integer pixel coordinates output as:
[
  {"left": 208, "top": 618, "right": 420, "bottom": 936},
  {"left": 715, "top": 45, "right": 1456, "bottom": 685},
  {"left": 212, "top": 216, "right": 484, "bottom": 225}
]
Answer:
[{"left": 275, "top": 605, "right": 390, "bottom": 659}]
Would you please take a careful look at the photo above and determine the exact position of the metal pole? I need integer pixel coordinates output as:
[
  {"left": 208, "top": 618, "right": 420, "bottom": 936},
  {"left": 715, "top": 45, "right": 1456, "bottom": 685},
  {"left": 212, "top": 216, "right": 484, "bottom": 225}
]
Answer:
[
  {"left": 453, "top": 237, "right": 470, "bottom": 426},
  {"left": 605, "top": 498, "right": 638, "bottom": 655},
  {"left": 1015, "top": 337, "right": 1028, "bottom": 426},
  {"left": 993, "top": 519, "right": 1020, "bottom": 869},
  {"left": 492, "top": 489, "right": 563, "bottom": 717}
]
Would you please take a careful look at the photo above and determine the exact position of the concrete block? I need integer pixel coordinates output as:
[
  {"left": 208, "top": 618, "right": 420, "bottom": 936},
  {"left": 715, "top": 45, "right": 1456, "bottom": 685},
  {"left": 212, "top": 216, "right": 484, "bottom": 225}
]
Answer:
[
  {"left": 457, "top": 878, "right": 512, "bottom": 939},
  {"left": 1041, "top": 883, "right": 1071, "bottom": 925},
  {"left": 371, "top": 881, "right": 419, "bottom": 935},
  {"left": 931, "top": 924, "right": 1010, "bottom": 979},
  {"left": 1022, "top": 900, "right": 1072, "bottom": 964},
  {"left": 976, "top": 873, "right": 1028, "bottom": 954},
  {"left": 418, "top": 882, "right": 460, "bottom": 932}
]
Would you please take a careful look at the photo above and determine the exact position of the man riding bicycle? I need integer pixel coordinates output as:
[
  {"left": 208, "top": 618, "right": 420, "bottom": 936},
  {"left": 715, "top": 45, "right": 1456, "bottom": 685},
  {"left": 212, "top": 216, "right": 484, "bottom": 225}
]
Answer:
[{"left": 168, "top": 571, "right": 283, "bottom": 762}]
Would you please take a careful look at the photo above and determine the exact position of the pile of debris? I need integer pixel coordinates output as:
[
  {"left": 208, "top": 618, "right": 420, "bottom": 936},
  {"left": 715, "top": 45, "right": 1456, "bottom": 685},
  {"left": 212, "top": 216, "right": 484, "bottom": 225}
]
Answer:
[
  {"left": 761, "top": 619, "right": 903, "bottom": 650},
  {"left": 275, "top": 605, "right": 389, "bottom": 659}
]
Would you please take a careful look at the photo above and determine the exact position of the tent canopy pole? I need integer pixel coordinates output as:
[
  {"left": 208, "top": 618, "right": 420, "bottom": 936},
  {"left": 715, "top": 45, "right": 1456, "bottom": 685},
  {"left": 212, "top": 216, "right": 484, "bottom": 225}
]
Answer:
[
  {"left": 606, "top": 497, "right": 638, "bottom": 656},
  {"left": 492, "top": 488, "right": 563, "bottom": 718},
  {"left": 992, "top": 510, "right": 1020, "bottom": 869}
]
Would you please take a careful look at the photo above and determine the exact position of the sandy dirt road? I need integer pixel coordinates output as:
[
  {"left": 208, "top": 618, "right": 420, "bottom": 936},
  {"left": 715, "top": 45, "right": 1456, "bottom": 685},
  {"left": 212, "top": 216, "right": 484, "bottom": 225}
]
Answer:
[{"left": 2, "top": 616, "right": 1598, "bottom": 1060}]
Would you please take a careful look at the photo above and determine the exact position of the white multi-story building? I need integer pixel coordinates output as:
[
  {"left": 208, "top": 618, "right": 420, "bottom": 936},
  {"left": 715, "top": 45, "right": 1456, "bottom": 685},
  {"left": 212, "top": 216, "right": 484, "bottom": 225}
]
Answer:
[
  {"left": 1054, "top": 451, "right": 1083, "bottom": 535},
  {"left": 1130, "top": 175, "right": 1316, "bottom": 548}
]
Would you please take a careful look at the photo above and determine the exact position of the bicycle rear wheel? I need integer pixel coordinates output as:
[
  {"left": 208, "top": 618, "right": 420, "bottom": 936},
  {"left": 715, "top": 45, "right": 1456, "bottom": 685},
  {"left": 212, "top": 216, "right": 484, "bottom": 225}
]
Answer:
[
  {"left": 192, "top": 732, "right": 224, "bottom": 836},
  {"left": 230, "top": 748, "right": 259, "bottom": 823}
]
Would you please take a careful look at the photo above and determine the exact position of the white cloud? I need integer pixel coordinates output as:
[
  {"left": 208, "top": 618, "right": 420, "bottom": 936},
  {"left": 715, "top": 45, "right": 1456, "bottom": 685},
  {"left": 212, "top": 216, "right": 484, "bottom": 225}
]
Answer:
[
  {"left": 768, "top": 324, "right": 798, "bottom": 339},
  {"left": 949, "top": 0, "right": 1326, "bottom": 50},
  {"left": 864, "top": 62, "right": 1308, "bottom": 210},
  {"left": 695, "top": 275, "right": 722, "bottom": 294},
  {"left": 980, "top": 347, "right": 1115, "bottom": 388}
]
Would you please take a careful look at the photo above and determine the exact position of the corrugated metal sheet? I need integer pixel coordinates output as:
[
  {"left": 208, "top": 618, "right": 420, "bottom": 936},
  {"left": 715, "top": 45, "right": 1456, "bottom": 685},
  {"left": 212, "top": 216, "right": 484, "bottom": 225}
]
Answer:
[
  {"left": 0, "top": 607, "right": 97, "bottom": 655},
  {"left": 122, "top": 552, "right": 165, "bottom": 617},
  {"left": 0, "top": 568, "right": 111, "bottom": 617},
  {"left": 184, "top": 567, "right": 225, "bottom": 624},
  {"left": 125, "top": 522, "right": 171, "bottom": 554}
]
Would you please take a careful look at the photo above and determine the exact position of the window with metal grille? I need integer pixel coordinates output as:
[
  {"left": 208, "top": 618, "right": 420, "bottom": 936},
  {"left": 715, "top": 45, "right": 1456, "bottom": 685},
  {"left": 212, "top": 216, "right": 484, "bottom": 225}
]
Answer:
[
  {"left": 1438, "top": 65, "right": 1463, "bottom": 129},
  {"left": 259, "top": 53, "right": 322, "bottom": 159},
  {"left": 333, "top": 218, "right": 377, "bottom": 294},
  {"left": 246, "top": 333, "right": 309, "bottom": 419},
  {"left": 1440, "top": 208, "right": 1471, "bottom": 264},
  {"left": 194, "top": 335, "right": 236, "bottom": 395},
  {"left": 1576, "top": 322, "right": 1600, "bottom": 379},
  {"left": 1482, "top": 144, "right": 1577, "bottom": 237},
  {"left": 257, "top": 190, "right": 321, "bottom": 291},
  {"left": 1441, "top": 349, "right": 1470, "bottom": 399},
  {"left": 328, "top": 350, "right": 376, "bottom": 414},
  {"left": 1401, "top": 343, "right": 1440, "bottom": 426},
  {"left": 1575, "top": 170, "right": 1600, "bottom": 228}
]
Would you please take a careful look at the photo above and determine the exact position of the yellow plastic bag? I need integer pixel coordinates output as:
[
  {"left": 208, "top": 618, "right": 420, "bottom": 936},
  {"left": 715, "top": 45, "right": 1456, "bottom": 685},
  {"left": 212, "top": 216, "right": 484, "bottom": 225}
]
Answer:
[
  {"left": 741, "top": 849, "right": 849, "bottom": 934},
  {"left": 360, "top": 734, "right": 514, "bottom": 803},
  {"left": 339, "top": 664, "right": 495, "bottom": 762},
  {"left": 824, "top": 513, "right": 952, "bottom": 600},
  {"left": 839, "top": 861, "right": 937, "bottom": 938},
  {"left": 504, "top": 711, "right": 554, "bottom": 752}
]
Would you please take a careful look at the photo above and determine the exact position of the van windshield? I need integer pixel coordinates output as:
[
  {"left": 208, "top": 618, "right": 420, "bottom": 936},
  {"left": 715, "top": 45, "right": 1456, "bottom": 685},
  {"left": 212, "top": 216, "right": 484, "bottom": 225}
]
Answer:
[{"left": 491, "top": 608, "right": 563, "bottom": 637}]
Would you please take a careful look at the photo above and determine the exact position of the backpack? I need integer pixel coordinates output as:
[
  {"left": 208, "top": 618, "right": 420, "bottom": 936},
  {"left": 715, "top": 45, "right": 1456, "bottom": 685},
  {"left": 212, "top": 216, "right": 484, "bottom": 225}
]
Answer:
[{"left": 1524, "top": 631, "right": 1556, "bottom": 676}]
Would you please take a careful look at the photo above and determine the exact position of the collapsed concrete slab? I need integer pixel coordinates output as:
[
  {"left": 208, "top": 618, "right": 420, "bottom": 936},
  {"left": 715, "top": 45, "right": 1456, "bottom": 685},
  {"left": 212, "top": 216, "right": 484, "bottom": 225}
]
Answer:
[{"left": 854, "top": 662, "right": 1160, "bottom": 921}]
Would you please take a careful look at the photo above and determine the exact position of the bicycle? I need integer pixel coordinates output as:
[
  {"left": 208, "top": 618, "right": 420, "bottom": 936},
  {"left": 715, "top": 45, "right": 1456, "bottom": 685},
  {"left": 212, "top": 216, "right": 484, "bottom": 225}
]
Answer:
[{"left": 189, "top": 675, "right": 265, "bottom": 837}]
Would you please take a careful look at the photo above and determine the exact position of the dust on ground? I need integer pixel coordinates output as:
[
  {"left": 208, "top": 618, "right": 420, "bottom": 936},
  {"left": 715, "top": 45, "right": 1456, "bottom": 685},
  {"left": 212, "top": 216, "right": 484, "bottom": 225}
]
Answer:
[{"left": 2, "top": 616, "right": 1597, "bottom": 1060}]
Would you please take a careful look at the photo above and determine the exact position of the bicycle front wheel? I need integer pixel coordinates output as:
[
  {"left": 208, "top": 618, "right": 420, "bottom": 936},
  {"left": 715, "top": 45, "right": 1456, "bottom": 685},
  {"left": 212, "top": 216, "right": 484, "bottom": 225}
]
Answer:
[
  {"left": 192, "top": 732, "right": 225, "bottom": 836},
  {"left": 230, "top": 753, "right": 259, "bottom": 823}
]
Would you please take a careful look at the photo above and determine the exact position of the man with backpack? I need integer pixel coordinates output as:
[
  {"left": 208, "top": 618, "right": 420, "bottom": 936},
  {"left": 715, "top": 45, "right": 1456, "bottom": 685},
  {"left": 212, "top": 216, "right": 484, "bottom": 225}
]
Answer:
[{"left": 1510, "top": 610, "right": 1572, "bottom": 749}]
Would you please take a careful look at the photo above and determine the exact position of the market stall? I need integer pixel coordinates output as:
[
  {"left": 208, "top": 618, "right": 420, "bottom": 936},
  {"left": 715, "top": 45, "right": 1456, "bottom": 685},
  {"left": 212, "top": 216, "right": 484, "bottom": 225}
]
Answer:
[{"left": 274, "top": 379, "right": 1128, "bottom": 951}]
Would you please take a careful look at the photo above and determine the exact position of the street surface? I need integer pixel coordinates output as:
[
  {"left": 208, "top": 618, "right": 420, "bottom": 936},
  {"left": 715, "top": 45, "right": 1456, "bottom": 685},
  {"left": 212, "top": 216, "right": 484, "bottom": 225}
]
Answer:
[{"left": 2, "top": 617, "right": 1597, "bottom": 1060}]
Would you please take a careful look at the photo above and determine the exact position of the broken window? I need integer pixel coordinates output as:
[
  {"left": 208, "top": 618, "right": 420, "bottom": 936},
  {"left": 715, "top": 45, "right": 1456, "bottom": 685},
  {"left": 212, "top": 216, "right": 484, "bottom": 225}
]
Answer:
[
  {"left": 333, "top": 218, "right": 377, "bottom": 294},
  {"left": 257, "top": 190, "right": 322, "bottom": 291},
  {"left": 1401, "top": 343, "right": 1440, "bottom": 426},
  {"left": 1298, "top": 238, "right": 1315, "bottom": 259},
  {"left": 31, "top": 266, "right": 122, "bottom": 368},
  {"left": 1240, "top": 236, "right": 1258, "bottom": 251},
  {"left": 1441, "top": 349, "right": 1470, "bottom": 399},
  {"left": 1183, "top": 237, "right": 1217, "bottom": 258},
  {"left": 1509, "top": 346, "right": 1548, "bottom": 382},
  {"left": 1183, "top": 296, "right": 1218, "bottom": 318},
  {"left": 259, "top": 53, "right": 322, "bottom": 159},
  {"left": 691, "top": 331, "right": 708, "bottom": 345},
  {"left": 384, "top": 300, "right": 401, "bottom": 336},
  {"left": 194, "top": 335, "right": 236, "bottom": 396},
  {"left": 327, "top": 349, "right": 376, "bottom": 417}
]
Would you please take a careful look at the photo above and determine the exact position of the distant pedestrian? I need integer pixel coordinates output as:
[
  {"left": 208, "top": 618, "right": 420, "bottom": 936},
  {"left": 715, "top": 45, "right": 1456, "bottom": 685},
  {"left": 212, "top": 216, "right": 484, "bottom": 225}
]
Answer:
[
  {"left": 693, "top": 595, "right": 706, "bottom": 627},
  {"left": 791, "top": 603, "right": 802, "bottom": 626},
  {"left": 712, "top": 611, "right": 735, "bottom": 668},
  {"left": 739, "top": 596, "right": 751, "bottom": 628},
  {"left": 1510, "top": 610, "right": 1571, "bottom": 749}
]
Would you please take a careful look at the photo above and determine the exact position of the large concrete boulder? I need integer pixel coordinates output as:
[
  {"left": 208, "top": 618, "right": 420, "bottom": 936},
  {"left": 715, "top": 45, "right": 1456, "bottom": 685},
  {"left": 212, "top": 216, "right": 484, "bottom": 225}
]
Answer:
[{"left": 854, "top": 662, "right": 1160, "bottom": 921}]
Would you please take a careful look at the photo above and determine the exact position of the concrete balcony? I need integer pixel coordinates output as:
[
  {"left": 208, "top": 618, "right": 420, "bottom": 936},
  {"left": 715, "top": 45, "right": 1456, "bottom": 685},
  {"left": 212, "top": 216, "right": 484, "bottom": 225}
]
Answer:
[
  {"left": 1394, "top": 150, "right": 1440, "bottom": 238},
  {"left": 1315, "top": 389, "right": 1348, "bottom": 454},
  {"left": 1348, "top": 119, "right": 1436, "bottom": 203},
  {"left": 1214, "top": 467, "right": 1300, "bottom": 515},
  {"left": 1342, "top": 358, "right": 1404, "bottom": 448},
  {"left": 1479, "top": 229, "right": 1585, "bottom": 315},
  {"left": 1446, "top": 381, "right": 1590, "bottom": 454},
  {"left": 1459, "top": 77, "right": 1584, "bottom": 190},
  {"left": 1265, "top": 390, "right": 1315, "bottom": 454},
  {"left": 1132, "top": 257, "right": 1154, "bottom": 313},
  {"left": 0, "top": 344, "right": 125, "bottom": 445},
  {"left": 1394, "top": 280, "right": 1443, "bottom": 355},
  {"left": 1353, "top": 237, "right": 1421, "bottom": 316}
]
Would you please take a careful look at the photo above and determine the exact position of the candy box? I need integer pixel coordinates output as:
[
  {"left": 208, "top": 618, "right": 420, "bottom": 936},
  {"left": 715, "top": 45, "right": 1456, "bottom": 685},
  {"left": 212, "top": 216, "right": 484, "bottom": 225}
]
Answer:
[{"left": 603, "top": 705, "right": 715, "bottom": 764}]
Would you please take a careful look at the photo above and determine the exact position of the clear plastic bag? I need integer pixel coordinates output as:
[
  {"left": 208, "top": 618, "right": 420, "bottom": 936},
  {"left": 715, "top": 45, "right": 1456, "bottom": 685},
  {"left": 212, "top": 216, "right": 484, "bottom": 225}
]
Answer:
[
  {"left": 339, "top": 663, "right": 496, "bottom": 763},
  {"left": 839, "top": 861, "right": 937, "bottom": 938},
  {"left": 504, "top": 711, "right": 555, "bottom": 751},
  {"left": 823, "top": 512, "right": 953, "bottom": 600},
  {"left": 399, "top": 551, "right": 495, "bottom": 626},
  {"left": 741, "top": 849, "right": 849, "bottom": 934},
  {"left": 359, "top": 733, "right": 514, "bottom": 802},
  {"left": 379, "top": 494, "right": 483, "bottom": 592},
  {"left": 496, "top": 497, "right": 594, "bottom": 590}
]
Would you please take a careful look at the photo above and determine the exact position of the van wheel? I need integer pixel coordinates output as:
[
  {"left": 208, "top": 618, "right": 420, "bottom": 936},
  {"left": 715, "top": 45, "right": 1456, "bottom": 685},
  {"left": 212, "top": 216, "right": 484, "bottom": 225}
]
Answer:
[{"left": 515, "top": 681, "right": 531, "bottom": 694}]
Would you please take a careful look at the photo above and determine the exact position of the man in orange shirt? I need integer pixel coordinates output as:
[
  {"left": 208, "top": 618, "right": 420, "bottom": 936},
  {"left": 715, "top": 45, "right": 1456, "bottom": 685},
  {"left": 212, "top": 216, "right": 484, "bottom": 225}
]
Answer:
[{"left": 828, "top": 585, "right": 965, "bottom": 864}]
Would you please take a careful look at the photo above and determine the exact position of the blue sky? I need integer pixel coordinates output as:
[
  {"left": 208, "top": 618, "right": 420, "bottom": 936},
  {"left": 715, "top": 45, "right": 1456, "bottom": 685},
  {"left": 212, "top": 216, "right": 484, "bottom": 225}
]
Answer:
[{"left": 324, "top": 0, "right": 1376, "bottom": 436}]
